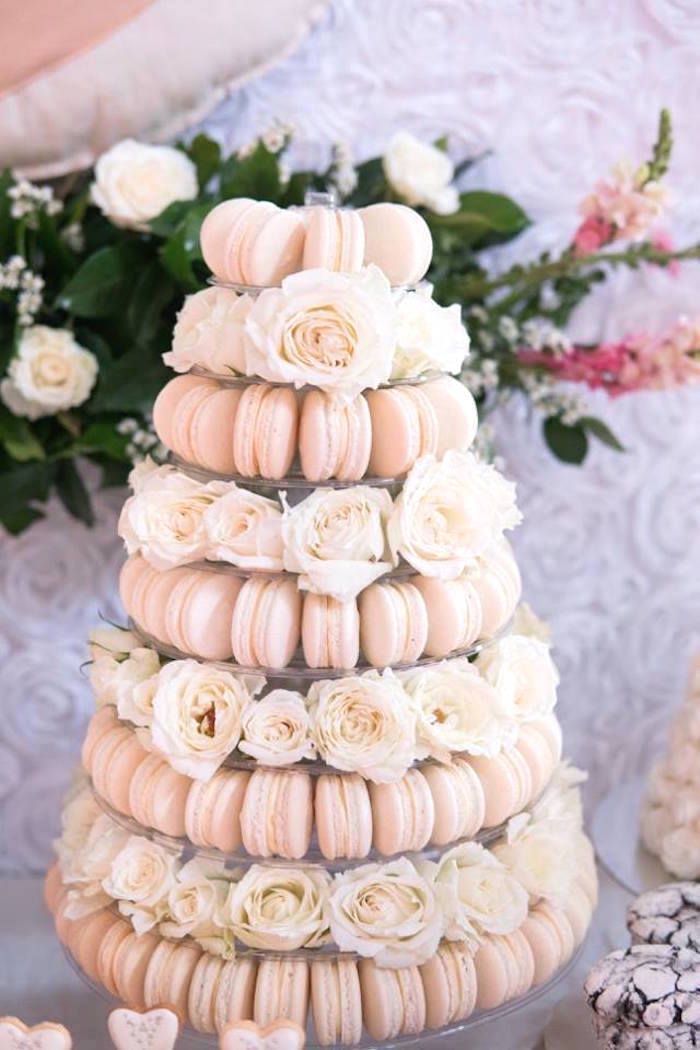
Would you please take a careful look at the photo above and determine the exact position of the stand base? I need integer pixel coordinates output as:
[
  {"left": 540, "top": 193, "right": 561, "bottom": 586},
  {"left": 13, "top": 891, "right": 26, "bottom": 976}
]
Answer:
[{"left": 592, "top": 776, "right": 669, "bottom": 896}]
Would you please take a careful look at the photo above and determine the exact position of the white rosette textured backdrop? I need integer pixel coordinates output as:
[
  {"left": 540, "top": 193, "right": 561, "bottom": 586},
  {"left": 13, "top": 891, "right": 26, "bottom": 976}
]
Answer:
[{"left": 2, "top": 0, "right": 700, "bottom": 872}]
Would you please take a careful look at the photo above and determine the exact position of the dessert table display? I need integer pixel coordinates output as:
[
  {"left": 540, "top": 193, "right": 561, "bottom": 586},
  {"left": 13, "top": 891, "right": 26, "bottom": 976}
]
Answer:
[{"left": 44, "top": 195, "right": 597, "bottom": 1046}]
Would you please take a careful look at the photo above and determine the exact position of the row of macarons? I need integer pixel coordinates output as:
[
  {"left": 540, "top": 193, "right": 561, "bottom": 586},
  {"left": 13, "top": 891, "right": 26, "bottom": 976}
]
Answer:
[
  {"left": 48, "top": 873, "right": 593, "bottom": 1044},
  {"left": 119, "top": 547, "right": 520, "bottom": 669},
  {"left": 152, "top": 372, "right": 477, "bottom": 482},
  {"left": 82, "top": 704, "right": 562, "bottom": 860},
  {"left": 200, "top": 199, "right": 434, "bottom": 289}
]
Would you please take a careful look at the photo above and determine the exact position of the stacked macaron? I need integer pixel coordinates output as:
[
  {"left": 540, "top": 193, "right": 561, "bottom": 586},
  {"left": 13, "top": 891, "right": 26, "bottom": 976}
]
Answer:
[
  {"left": 153, "top": 373, "right": 477, "bottom": 482},
  {"left": 83, "top": 706, "right": 562, "bottom": 860},
  {"left": 119, "top": 548, "right": 519, "bottom": 668},
  {"left": 48, "top": 863, "right": 593, "bottom": 1044},
  {"left": 200, "top": 199, "right": 432, "bottom": 288}
]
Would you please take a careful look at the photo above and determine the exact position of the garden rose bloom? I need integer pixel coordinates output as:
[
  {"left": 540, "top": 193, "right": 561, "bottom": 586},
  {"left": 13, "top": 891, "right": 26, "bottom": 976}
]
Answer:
[
  {"left": 401, "top": 659, "right": 514, "bottom": 762},
  {"left": 204, "top": 485, "right": 283, "bottom": 570},
  {"left": 245, "top": 266, "right": 396, "bottom": 399},
  {"left": 88, "top": 626, "right": 148, "bottom": 706},
  {"left": 328, "top": 857, "right": 444, "bottom": 968},
  {"left": 476, "top": 634, "right": 559, "bottom": 722},
  {"left": 308, "top": 671, "right": 416, "bottom": 783},
  {"left": 150, "top": 660, "right": 263, "bottom": 779},
  {"left": 392, "top": 289, "right": 469, "bottom": 379},
  {"left": 164, "top": 286, "right": 252, "bottom": 375},
  {"left": 160, "top": 857, "right": 230, "bottom": 943},
  {"left": 383, "top": 132, "right": 459, "bottom": 215},
  {"left": 282, "top": 486, "right": 393, "bottom": 602},
  {"left": 388, "top": 451, "right": 521, "bottom": 577},
  {"left": 240, "top": 690, "right": 315, "bottom": 766},
  {"left": 493, "top": 818, "right": 577, "bottom": 906},
  {"left": 90, "top": 139, "right": 197, "bottom": 230},
  {"left": 433, "top": 842, "right": 529, "bottom": 945},
  {"left": 115, "top": 652, "right": 161, "bottom": 727},
  {"left": 225, "top": 865, "right": 330, "bottom": 951},
  {"left": 104, "top": 836, "right": 176, "bottom": 932},
  {"left": 1, "top": 326, "right": 97, "bottom": 419}
]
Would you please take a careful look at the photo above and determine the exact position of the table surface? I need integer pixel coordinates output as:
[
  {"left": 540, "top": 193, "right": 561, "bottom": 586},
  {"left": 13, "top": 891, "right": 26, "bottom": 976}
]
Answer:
[{"left": 0, "top": 871, "right": 628, "bottom": 1049}]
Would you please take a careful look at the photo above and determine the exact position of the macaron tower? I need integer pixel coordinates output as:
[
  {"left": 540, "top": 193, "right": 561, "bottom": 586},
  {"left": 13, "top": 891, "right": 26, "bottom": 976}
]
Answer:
[{"left": 47, "top": 194, "right": 597, "bottom": 1046}]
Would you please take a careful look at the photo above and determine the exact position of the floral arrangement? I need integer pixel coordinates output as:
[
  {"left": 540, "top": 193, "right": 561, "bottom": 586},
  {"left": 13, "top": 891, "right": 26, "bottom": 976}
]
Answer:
[
  {"left": 56, "top": 765, "right": 588, "bottom": 966},
  {"left": 1, "top": 111, "right": 696, "bottom": 533},
  {"left": 88, "top": 621, "right": 558, "bottom": 783}
]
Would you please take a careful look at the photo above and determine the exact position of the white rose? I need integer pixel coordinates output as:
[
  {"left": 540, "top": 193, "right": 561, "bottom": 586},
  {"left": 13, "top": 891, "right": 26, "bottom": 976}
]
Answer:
[
  {"left": 226, "top": 865, "right": 330, "bottom": 951},
  {"left": 476, "top": 635, "right": 559, "bottom": 722},
  {"left": 240, "top": 690, "right": 315, "bottom": 766},
  {"left": 204, "top": 485, "right": 283, "bottom": 571},
  {"left": 388, "top": 451, "right": 521, "bottom": 578},
  {"left": 493, "top": 820, "right": 577, "bottom": 905},
  {"left": 104, "top": 836, "right": 177, "bottom": 933},
  {"left": 55, "top": 785, "right": 104, "bottom": 869},
  {"left": 89, "top": 626, "right": 141, "bottom": 658},
  {"left": 433, "top": 842, "right": 529, "bottom": 945},
  {"left": 88, "top": 628, "right": 146, "bottom": 705},
  {"left": 511, "top": 603, "right": 552, "bottom": 644},
  {"left": 245, "top": 266, "right": 396, "bottom": 399},
  {"left": 529, "top": 762, "right": 585, "bottom": 827},
  {"left": 119, "top": 466, "right": 224, "bottom": 570},
  {"left": 160, "top": 857, "right": 230, "bottom": 943},
  {"left": 328, "top": 857, "right": 443, "bottom": 968},
  {"left": 63, "top": 813, "right": 129, "bottom": 910},
  {"left": 1, "top": 326, "right": 97, "bottom": 419},
  {"left": 383, "top": 132, "right": 459, "bottom": 215},
  {"left": 282, "top": 486, "right": 394, "bottom": 602},
  {"left": 128, "top": 456, "right": 161, "bottom": 494},
  {"left": 90, "top": 139, "right": 197, "bottom": 231},
  {"left": 401, "top": 659, "right": 515, "bottom": 762},
  {"left": 164, "top": 286, "right": 252, "bottom": 375},
  {"left": 150, "top": 660, "right": 263, "bottom": 780},
  {"left": 392, "top": 289, "right": 469, "bottom": 379},
  {"left": 116, "top": 654, "right": 161, "bottom": 728},
  {"left": 308, "top": 670, "right": 416, "bottom": 783}
]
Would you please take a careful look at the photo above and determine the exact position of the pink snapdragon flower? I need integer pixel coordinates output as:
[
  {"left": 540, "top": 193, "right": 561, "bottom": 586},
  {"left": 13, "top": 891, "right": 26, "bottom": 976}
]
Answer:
[
  {"left": 572, "top": 161, "right": 669, "bottom": 256},
  {"left": 650, "top": 230, "right": 681, "bottom": 277},
  {"left": 519, "top": 317, "right": 700, "bottom": 396}
]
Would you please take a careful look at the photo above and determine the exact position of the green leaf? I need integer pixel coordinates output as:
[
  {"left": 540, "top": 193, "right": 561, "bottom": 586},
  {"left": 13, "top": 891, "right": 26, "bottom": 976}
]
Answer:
[
  {"left": 282, "top": 170, "right": 317, "bottom": 207},
  {"left": 580, "top": 416, "right": 626, "bottom": 452},
  {"left": 428, "top": 191, "right": 530, "bottom": 248},
  {"left": 55, "top": 459, "right": 94, "bottom": 525},
  {"left": 98, "top": 458, "right": 130, "bottom": 489},
  {"left": 37, "top": 210, "right": 78, "bottom": 277},
  {"left": 88, "top": 348, "right": 168, "bottom": 415},
  {"left": 74, "top": 422, "right": 129, "bottom": 460},
  {"left": 0, "top": 321, "right": 18, "bottom": 375},
  {"left": 159, "top": 204, "right": 210, "bottom": 290},
  {"left": 0, "top": 503, "right": 44, "bottom": 535},
  {"left": 0, "top": 460, "right": 53, "bottom": 506},
  {"left": 186, "top": 134, "right": 222, "bottom": 189},
  {"left": 346, "top": 157, "right": 387, "bottom": 207},
  {"left": 543, "top": 417, "right": 589, "bottom": 464},
  {"left": 56, "top": 243, "right": 144, "bottom": 317},
  {"left": 0, "top": 170, "right": 14, "bottom": 257},
  {"left": 73, "top": 328, "right": 113, "bottom": 367},
  {"left": 219, "top": 143, "right": 281, "bottom": 202},
  {"left": 0, "top": 406, "right": 45, "bottom": 461},
  {"left": 126, "top": 261, "right": 176, "bottom": 346},
  {"left": 148, "top": 200, "right": 195, "bottom": 238}
]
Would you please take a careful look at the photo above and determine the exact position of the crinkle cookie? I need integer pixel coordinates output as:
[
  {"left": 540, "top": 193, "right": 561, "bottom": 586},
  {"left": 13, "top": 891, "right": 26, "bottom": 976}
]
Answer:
[
  {"left": 595, "top": 1021, "right": 700, "bottom": 1049},
  {"left": 627, "top": 883, "right": 700, "bottom": 952},
  {"left": 584, "top": 944, "right": 700, "bottom": 1029}
]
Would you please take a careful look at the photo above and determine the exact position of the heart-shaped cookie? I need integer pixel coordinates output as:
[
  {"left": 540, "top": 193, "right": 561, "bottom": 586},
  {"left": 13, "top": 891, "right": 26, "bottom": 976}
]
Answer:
[
  {"left": 0, "top": 1017, "right": 72, "bottom": 1050},
  {"left": 220, "top": 1020, "right": 305, "bottom": 1050},
  {"left": 108, "top": 1007, "right": 179, "bottom": 1050}
]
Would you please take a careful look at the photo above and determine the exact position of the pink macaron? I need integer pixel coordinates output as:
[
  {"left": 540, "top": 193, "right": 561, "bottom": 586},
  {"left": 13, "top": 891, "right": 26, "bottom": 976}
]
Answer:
[
  {"left": 366, "top": 384, "right": 438, "bottom": 478},
  {"left": 421, "top": 375, "right": 478, "bottom": 456},
  {"left": 254, "top": 958, "right": 309, "bottom": 1028},
  {"left": 188, "top": 952, "right": 224, "bottom": 1033},
  {"left": 81, "top": 705, "right": 119, "bottom": 773},
  {"left": 369, "top": 768, "right": 435, "bottom": 855},
  {"left": 96, "top": 916, "right": 133, "bottom": 997},
  {"left": 468, "top": 748, "right": 533, "bottom": 827},
  {"left": 302, "top": 206, "right": 365, "bottom": 272},
  {"left": 420, "top": 940, "right": 477, "bottom": 1030},
  {"left": 188, "top": 385, "right": 241, "bottom": 474},
  {"left": 413, "top": 575, "right": 483, "bottom": 657},
  {"left": 240, "top": 768, "right": 313, "bottom": 859},
  {"left": 112, "top": 930, "right": 161, "bottom": 1009},
  {"left": 153, "top": 373, "right": 218, "bottom": 451},
  {"left": 231, "top": 576, "right": 302, "bottom": 669},
  {"left": 177, "top": 570, "right": 243, "bottom": 660},
  {"left": 233, "top": 382, "right": 299, "bottom": 480},
  {"left": 315, "top": 773, "right": 372, "bottom": 860},
  {"left": 359, "top": 961, "right": 426, "bottom": 1040},
  {"left": 299, "top": 390, "right": 372, "bottom": 481},
  {"left": 470, "top": 539, "right": 522, "bottom": 638},
  {"left": 359, "top": 203, "right": 433, "bottom": 286},
  {"left": 358, "top": 579, "right": 428, "bottom": 667},
  {"left": 185, "top": 768, "right": 250, "bottom": 853},
  {"left": 311, "top": 958, "right": 363, "bottom": 1047},
  {"left": 302, "top": 593, "right": 359, "bottom": 670},
  {"left": 200, "top": 198, "right": 306, "bottom": 286},
  {"left": 422, "top": 758, "right": 486, "bottom": 845},
  {"left": 214, "top": 957, "right": 258, "bottom": 1033}
]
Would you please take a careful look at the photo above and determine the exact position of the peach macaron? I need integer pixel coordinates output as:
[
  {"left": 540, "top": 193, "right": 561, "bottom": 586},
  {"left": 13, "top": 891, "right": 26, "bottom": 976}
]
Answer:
[
  {"left": 420, "top": 940, "right": 477, "bottom": 1030},
  {"left": 200, "top": 198, "right": 305, "bottom": 286},
  {"left": 369, "top": 768, "right": 435, "bottom": 855},
  {"left": 302, "top": 207, "right": 365, "bottom": 273},
  {"left": 413, "top": 574, "right": 483, "bottom": 657},
  {"left": 231, "top": 575, "right": 302, "bottom": 669},
  {"left": 302, "top": 593, "right": 359, "bottom": 670},
  {"left": 359, "top": 960, "right": 426, "bottom": 1040},
  {"left": 311, "top": 958, "right": 363, "bottom": 1047},
  {"left": 299, "top": 390, "right": 372, "bottom": 481},
  {"left": 358, "top": 579, "right": 428, "bottom": 667},
  {"left": 422, "top": 758, "right": 486, "bottom": 845},
  {"left": 233, "top": 383, "right": 299, "bottom": 480},
  {"left": 240, "top": 768, "right": 313, "bottom": 859},
  {"left": 254, "top": 958, "right": 309, "bottom": 1028},
  {"left": 359, "top": 203, "right": 433, "bottom": 285},
  {"left": 315, "top": 773, "right": 372, "bottom": 860},
  {"left": 185, "top": 768, "right": 250, "bottom": 853}
]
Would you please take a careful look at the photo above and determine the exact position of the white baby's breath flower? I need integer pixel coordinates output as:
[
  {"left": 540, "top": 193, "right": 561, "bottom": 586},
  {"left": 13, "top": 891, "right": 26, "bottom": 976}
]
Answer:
[{"left": 91, "top": 139, "right": 197, "bottom": 231}]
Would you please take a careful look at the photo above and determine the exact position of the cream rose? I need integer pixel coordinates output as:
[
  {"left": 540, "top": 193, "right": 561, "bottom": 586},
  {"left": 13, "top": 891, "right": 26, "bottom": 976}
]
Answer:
[
  {"left": 282, "top": 486, "right": 394, "bottom": 602},
  {"left": 226, "top": 865, "right": 330, "bottom": 951},
  {"left": 116, "top": 653, "right": 161, "bottom": 728},
  {"left": 392, "top": 288, "right": 469, "bottom": 379},
  {"left": 204, "top": 486, "right": 283, "bottom": 570},
  {"left": 476, "top": 635, "right": 559, "bottom": 722},
  {"left": 328, "top": 857, "right": 443, "bottom": 968},
  {"left": 1, "top": 326, "right": 97, "bottom": 419},
  {"left": 88, "top": 626, "right": 145, "bottom": 705},
  {"left": 530, "top": 763, "right": 585, "bottom": 828},
  {"left": 104, "top": 836, "right": 177, "bottom": 933},
  {"left": 160, "top": 858, "right": 230, "bottom": 944},
  {"left": 401, "top": 659, "right": 515, "bottom": 762},
  {"left": 433, "top": 843, "right": 529, "bottom": 946},
  {"left": 55, "top": 785, "right": 104, "bottom": 872},
  {"left": 240, "top": 690, "right": 315, "bottom": 766},
  {"left": 493, "top": 819, "right": 577, "bottom": 905},
  {"left": 118, "top": 466, "right": 224, "bottom": 570},
  {"left": 511, "top": 603, "right": 552, "bottom": 644},
  {"left": 388, "top": 451, "right": 521, "bottom": 578},
  {"left": 151, "top": 660, "right": 263, "bottom": 780},
  {"left": 383, "top": 132, "right": 459, "bottom": 215},
  {"left": 245, "top": 266, "right": 396, "bottom": 399},
  {"left": 308, "top": 671, "right": 416, "bottom": 783},
  {"left": 90, "top": 139, "right": 197, "bottom": 231},
  {"left": 62, "top": 810, "right": 128, "bottom": 919},
  {"left": 164, "top": 286, "right": 252, "bottom": 375}
]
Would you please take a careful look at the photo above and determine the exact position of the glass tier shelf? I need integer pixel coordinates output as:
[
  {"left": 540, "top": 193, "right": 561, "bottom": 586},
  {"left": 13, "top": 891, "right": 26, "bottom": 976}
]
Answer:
[
  {"left": 128, "top": 619, "right": 504, "bottom": 683},
  {"left": 63, "top": 937, "right": 583, "bottom": 1049},
  {"left": 168, "top": 452, "right": 405, "bottom": 491},
  {"left": 205, "top": 278, "right": 419, "bottom": 299}
]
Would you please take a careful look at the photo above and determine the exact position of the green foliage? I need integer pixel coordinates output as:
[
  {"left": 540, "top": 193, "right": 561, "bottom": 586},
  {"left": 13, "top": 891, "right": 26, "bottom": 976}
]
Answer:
[{"left": 543, "top": 417, "right": 589, "bottom": 464}]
